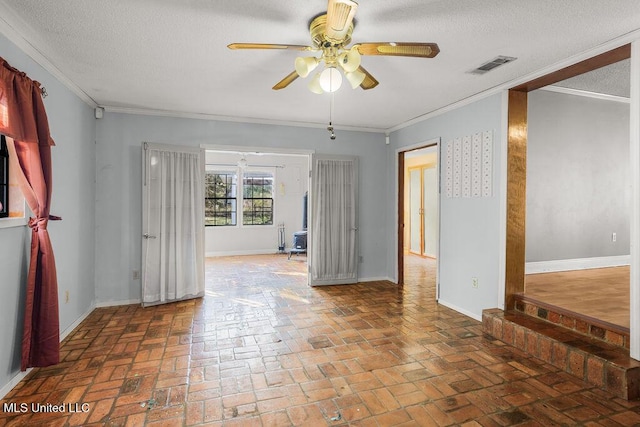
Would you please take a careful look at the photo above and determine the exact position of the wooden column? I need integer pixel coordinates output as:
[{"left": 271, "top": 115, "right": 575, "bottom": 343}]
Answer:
[{"left": 505, "top": 89, "right": 528, "bottom": 310}]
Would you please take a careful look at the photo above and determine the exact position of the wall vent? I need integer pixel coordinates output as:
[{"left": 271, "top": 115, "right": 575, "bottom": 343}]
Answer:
[{"left": 469, "top": 56, "right": 517, "bottom": 75}]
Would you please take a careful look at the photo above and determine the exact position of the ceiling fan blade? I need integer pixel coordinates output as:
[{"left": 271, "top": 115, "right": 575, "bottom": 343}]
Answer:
[
  {"left": 228, "top": 43, "right": 315, "bottom": 51},
  {"left": 357, "top": 66, "right": 378, "bottom": 90},
  {"left": 356, "top": 42, "right": 440, "bottom": 58},
  {"left": 325, "top": 0, "right": 358, "bottom": 42},
  {"left": 272, "top": 71, "right": 299, "bottom": 90}
]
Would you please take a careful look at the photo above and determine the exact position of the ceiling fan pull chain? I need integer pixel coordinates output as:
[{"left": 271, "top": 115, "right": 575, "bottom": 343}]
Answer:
[{"left": 328, "top": 92, "right": 336, "bottom": 140}]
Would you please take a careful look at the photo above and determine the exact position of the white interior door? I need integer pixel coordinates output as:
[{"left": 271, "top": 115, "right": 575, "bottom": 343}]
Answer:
[
  {"left": 309, "top": 154, "right": 358, "bottom": 286},
  {"left": 142, "top": 143, "right": 205, "bottom": 306},
  {"left": 409, "top": 169, "right": 422, "bottom": 254}
]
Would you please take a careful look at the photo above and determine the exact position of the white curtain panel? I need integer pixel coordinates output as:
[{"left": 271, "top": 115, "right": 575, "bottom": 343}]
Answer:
[
  {"left": 143, "top": 147, "right": 204, "bottom": 305},
  {"left": 311, "top": 159, "right": 357, "bottom": 282}
]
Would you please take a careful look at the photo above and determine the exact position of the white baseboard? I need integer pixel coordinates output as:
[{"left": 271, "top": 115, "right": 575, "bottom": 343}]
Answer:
[
  {"left": 205, "top": 249, "right": 292, "bottom": 257},
  {"left": 95, "top": 299, "right": 141, "bottom": 308},
  {"left": 1, "top": 302, "right": 97, "bottom": 400},
  {"left": 60, "top": 303, "right": 96, "bottom": 341},
  {"left": 358, "top": 276, "right": 396, "bottom": 284},
  {"left": 0, "top": 369, "right": 32, "bottom": 400},
  {"left": 525, "top": 255, "right": 630, "bottom": 274},
  {"left": 437, "top": 299, "right": 482, "bottom": 322}
]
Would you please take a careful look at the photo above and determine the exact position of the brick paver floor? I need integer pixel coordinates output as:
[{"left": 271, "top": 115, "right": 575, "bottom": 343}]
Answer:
[{"left": 1, "top": 254, "right": 639, "bottom": 426}]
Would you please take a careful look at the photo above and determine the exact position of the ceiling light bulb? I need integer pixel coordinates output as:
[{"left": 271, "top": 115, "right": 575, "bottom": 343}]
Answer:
[
  {"left": 319, "top": 67, "right": 342, "bottom": 92},
  {"left": 295, "top": 56, "right": 319, "bottom": 78},
  {"left": 308, "top": 73, "right": 324, "bottom": 94}
]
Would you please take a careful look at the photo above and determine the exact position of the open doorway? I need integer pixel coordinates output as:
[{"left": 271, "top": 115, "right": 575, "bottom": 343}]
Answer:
[
  {"left": 203, "top": 148, "right": 311, "bottom": 276},
  {"left": 504, "top": 44, "right": 639, "bottom": 356},
  {"left": 524, "top": 59, "right": 631, "bottom": 329},
  {"left": 397, "top": 142, "right": 440, "bottom": 299}
]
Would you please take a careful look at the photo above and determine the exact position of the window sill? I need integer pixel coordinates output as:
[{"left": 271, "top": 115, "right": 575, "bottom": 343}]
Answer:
[{"left": 0, "top": 217, "right": 27, "bottom": 229}]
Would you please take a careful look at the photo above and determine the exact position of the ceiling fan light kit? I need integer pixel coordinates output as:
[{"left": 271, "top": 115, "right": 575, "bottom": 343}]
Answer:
[{"left": 228, "top": 0, "right": 440, "bottom": 93}]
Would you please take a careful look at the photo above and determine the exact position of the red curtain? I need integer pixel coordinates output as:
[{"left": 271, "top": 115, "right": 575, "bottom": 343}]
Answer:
[{"left": 0, "top": 57, "right": 60, "bottom": 370}]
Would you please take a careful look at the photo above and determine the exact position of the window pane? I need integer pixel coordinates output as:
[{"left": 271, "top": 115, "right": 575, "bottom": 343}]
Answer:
[
  {"left": 205, "top": 169, "right": 237, "bottom": 226},
  {"left": 242, "top": 171, "right": 274, "bottom": 225}
]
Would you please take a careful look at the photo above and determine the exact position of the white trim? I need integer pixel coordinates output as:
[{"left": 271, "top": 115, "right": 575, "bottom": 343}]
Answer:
[
  {"left": 0, "top": 369, "right": 32, "bottom": 400},
  {"left": 525, "top": 255, "right": 631, "bottom": 274},
  {"left": 1, "top": 302, "right": 96, "bottom": 399},
  {"left": 387, "top": 32, "right": 639, "bottom": 133},
  {"left": 437, "top": 299, "right": 482, "bottom": 322},
  {"left": 0, "top": 217, "right": 27, "bottom": 229},
  {"left": 205, "top": 249, "right": 292, "bottom": 257},
  {"left": 203, "top": 144, "right": 315, "bottom": 157},
  {"left": 0, "top": 3, "right": 97, "bottom": 107},
  {"left": 60, "top": 303, "right": 95, "bottom": 341},
  {"left": 357, "top": 276, "right": 395, "bottom": 283},
  {"left": 541, "top": 85, "right": 630, "bottom": 104},
  {"left": 95, "top": 299, "right": 141, "bottom": 308},
  {"left": 497, "top": 91, "right": 509, "bottom": 310},
  {"left": 105, "top": 106, "right": 385, "bottom": 134},
  {"left": 630, "top": 40, "right": 640, "bottom": 360}
]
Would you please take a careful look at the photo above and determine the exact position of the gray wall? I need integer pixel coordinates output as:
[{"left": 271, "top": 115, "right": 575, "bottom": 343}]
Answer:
[
  {"left": 526, "top": 90, "right": 630, "bottom": 262},
  {"left": 0, "top": 33, "right": 96, "bottom": 388},
  {"left": 389, "top": 94, "right": 505, "bottom": 319},
  {"left": 95, "top": 114, "right": 387, "bottom": 303}
]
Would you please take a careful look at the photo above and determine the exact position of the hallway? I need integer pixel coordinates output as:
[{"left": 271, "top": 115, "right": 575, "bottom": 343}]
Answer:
[{"left": 1, "top": 254, "right": 639, "bottom": 425}]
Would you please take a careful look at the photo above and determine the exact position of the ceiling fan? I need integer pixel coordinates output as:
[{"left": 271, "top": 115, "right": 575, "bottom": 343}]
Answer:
[{"left": 228, "top": 0, "right": 440, "bottom": 93}]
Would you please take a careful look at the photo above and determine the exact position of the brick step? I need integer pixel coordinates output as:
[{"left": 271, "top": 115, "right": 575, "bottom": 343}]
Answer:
[
  {"left": 482, "top": 308, "right": 640, "bottom": 400},
  {"left": 514, "top": 293, "right": 629, "bottom": 350}
]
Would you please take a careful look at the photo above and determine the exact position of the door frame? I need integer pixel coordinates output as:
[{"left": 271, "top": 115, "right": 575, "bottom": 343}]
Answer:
[{"left": 396, "top": 138, "right": 440, "bottom": 295}]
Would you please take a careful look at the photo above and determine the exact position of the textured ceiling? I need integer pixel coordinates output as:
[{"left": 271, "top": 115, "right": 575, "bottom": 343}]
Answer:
[
  {"left": 0, "top": 0, "right": 638, "bottom": 132},
  {"left": 553, "top": 59, "right": 630, "bottom": 98}
]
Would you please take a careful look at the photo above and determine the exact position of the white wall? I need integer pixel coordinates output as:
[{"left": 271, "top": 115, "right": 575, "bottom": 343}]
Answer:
[
  {"left": 0, "top": 33, "right": 96, "bottom": 391},
  {"left": 95, "top": 114, "right": 388, "bottom": 304},
  {"left": 204, "top": 151, "right": 309, "bottom": 256},
  {"left": 527, "top": 89, "right": 630, "bottom": 263},
  {"left": 389, "top": 94, "right": 505, "bottom": 320}
]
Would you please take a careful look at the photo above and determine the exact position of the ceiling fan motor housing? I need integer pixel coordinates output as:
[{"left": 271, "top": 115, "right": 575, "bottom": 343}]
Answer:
[{"left": 310, "top": 14, "right": 353, "bottom": 48}]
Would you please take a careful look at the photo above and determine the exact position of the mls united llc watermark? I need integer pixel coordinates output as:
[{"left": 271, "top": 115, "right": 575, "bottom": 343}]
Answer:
[{"left": 3, "top": 402, "right": 90, "bottom": 413}]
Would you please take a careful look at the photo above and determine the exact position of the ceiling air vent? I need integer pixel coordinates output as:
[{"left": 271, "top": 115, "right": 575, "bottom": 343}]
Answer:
[{"left": 469, "top": 56, "right": 517, "bottom": 75}]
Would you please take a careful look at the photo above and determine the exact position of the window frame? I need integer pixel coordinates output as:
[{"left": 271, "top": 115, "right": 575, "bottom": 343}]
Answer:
[
  {"left": 241, "top": 169, "right": 275, "bottom": 226},
  {"left": 204, "top": 168, "right": 238, "bottom": 227}
]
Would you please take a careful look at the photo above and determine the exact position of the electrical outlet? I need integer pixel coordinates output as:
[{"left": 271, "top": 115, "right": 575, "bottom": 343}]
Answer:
[
  {"left": 612, "top": 232, "right": 617, "bottom": 242},
  {"left": 133, "top": 270, "right": 140, "bottom": 280},
  {"left": 65, "top": 290, "right": 69, "bottom": 304},
  {"left": 472, "top": 277, "right": 479, "bottom": 288}
]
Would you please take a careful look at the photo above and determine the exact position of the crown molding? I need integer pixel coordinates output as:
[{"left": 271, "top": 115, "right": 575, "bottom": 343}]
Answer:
[
  {"left": 103, "top": 105, "right": 385, "bottom": 134},
  {"left": 540, "top": 85, "right": 630, "bottom": 104}
]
